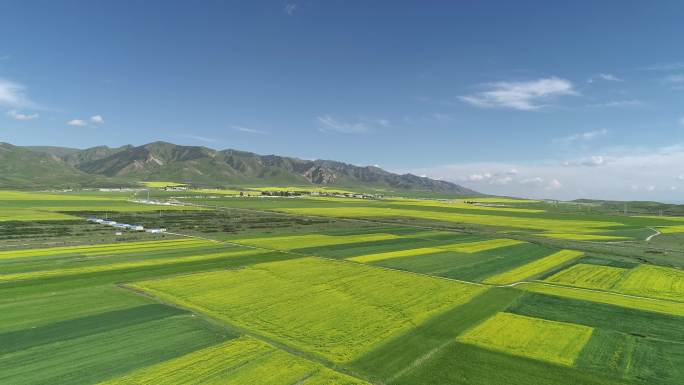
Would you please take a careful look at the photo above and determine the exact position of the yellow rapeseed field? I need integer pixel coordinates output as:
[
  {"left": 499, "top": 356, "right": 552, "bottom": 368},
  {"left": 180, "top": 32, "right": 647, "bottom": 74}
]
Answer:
[
  {"left": 483, "top": 250, "right": 584, "bottom": 285},
  {"left": 616, "top": 265, "right": 684, "bottom": 302},
  {"left": 132, "top": 257, "right": 485, "bottom": 363},
  {"left": 517, "top": 282, "right": 684, "bottom": 317},
  {"left": 99, "top": 336, "right": 369, "bottom": 385},
  {"left": 457, "top": 312, "right": 593, "bottom": 366},
  {"left": 545, "top": 264, "right": 628, "bottom": 290},
  {"left": 234, "top": 233, "right": 400, "bottom": 250},
  {"left": 439, "top": 238, "right": 524, "bottom": 253}
]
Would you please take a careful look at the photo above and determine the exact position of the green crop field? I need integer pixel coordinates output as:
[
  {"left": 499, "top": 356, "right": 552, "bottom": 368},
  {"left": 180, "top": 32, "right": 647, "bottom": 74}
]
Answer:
[{"left": 3, "top": 188, "right": 684, "bottom": 385}]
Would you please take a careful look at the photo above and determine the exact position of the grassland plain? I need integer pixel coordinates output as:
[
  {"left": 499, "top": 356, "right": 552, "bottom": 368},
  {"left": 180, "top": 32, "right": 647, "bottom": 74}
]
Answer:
[
  {"left": 517, "top": 282, "right": 684, "bottom": 316},
  {"left": 131, "top": 257, "right": 485, "bottom": 363},
  {"left": 545, "top": 263, "right": 629, "bottom": 290},
  {"left": 457, "top": 312, "right": 593, "bottom": 366},
  {"left": 98, "top": 336, "right": 369, "bottom": 385},
  {"left": 483, "top": 249, "right": 584, "bottom": 284},
  {"left": 350, "top": 287, "right": 523, "bottom": 383},
  {"left": 370, "top": 242, "right": 557, "bottom": 282}
]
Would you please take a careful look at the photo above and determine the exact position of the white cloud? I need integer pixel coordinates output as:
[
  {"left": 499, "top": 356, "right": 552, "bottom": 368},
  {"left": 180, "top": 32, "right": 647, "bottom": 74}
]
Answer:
[
  {"left": 316, "top": 115, "right": 372, "bottom": 134},
  {"left": 67, "top": 119, "right": 87, "bottom": 127},
  {"left": 6, "top": 110, "right": 38, "bottom": 121},
  {"left": 547, "top": 179, "right": 563, "bottom": 190},
  {"left": 598, "top": 73, "right": 622, "bottom": 82},
  {"left": 460, "top": 77, "right": 577, "bottom": 111},
  {"left": 405, "top": 143, "right": 684, "bottom": 202},
  {"left": 285, "top": 3, "right": 297, "bottom": 15},
  {"left": 520, "top": 177, "right": 544, "bottom": 186},
  {"left": 232, "top": 125, "right": 267, "bottom": 135},
  {"left": 0, "top": 78, "right": 34, "bottom": 108},
  {"left": 90, "top": 115, "right": 104, "bottom": 124}
]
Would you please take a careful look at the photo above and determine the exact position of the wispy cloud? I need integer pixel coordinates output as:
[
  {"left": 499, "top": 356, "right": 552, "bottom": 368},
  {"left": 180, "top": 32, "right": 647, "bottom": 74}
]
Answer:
[
  {"left": 662, "top": 74, "right": 684, "bottom": 89},
  {"left": 175, "top": 134, "right": 216, "bottom": 143},
  {"left": 664, "top": 74, "right": 684, "bottom": 83},
  {"left": 284, "top": 3, "right": 297, "bottom": 15},
  {"left": 588, "top": 73, "right": 623, "bottom": 83},
  {"left": 90, "top": 115, "right": 105, "bottom": 124},
  {"left": 642, "top": 62, "right": 684, "bottom": 71},
  {"left": 0, "top": 78, "right": 35, "bottom": 108},
  {"left": 460, "top": 77, "right": 577, "bottom": 111},
  {"left": 67, "top": 119, "right": 87, "bottom": 127},
  {"left": 6, "top": 110, "right": 38, "bottom": 121},
  {"left": 679, "top": 117, "right": 684, "bottom": 126},
  {"left": 554, "top": 129, "right": 608, "bottom": 144},
  {"left": 0, "top": 54, "right": 10, "bottom": 61},
  {"left": 232, "top": 125, "right": 267, "bottom": 135},
  {"left": 590, "top": 99, "right": 645, "bottom": 108},
  {"left": 317, "top": 115, "right": 370, "bottom": 134}
]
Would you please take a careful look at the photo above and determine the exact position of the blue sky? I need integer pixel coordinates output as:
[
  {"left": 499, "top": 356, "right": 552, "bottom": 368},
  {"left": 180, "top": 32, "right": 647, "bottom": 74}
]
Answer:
[{"left": 1, "top": 1, "right": 683, "bottom": 201}]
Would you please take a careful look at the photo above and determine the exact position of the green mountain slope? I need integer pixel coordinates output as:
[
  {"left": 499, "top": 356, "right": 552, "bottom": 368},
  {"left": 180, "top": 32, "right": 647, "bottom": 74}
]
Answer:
[
  {"left": 0, "top": 143, "right": 120, "bottom": 189},
  {"left": 8, "top": 141, "right": 478, "bottom": 194}
]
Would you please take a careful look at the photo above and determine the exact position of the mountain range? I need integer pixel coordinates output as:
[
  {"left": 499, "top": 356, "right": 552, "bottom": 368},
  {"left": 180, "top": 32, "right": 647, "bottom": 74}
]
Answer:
[{"left": 0, "top": 141, "right": 478, "bottom": 195}]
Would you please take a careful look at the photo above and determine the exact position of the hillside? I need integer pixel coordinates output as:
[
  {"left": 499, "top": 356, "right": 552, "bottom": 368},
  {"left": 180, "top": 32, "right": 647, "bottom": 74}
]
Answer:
[
  {"left": 0, "top": 143, "right": 123, "bottom": 189},
  {"left": 10, "top": 141, "right": 478, "bottom": 194}
]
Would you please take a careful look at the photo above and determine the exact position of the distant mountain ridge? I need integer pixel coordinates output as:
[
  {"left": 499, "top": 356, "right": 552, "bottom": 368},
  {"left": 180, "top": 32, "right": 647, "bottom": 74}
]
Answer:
[{"left": 1, "top": 141, "right": 479, "bottom": 195}]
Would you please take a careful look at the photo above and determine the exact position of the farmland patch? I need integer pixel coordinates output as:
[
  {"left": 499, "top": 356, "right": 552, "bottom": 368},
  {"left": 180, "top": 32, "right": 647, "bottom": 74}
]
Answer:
[
  {"left": 131, "top": 257, "right": 484, "bottom": 363},
  {"left": 457, "top": 312, "right": 593, "bottom": 366},
  {"left": 484, "top": 250, "right": 584, "bottom": 285}
]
